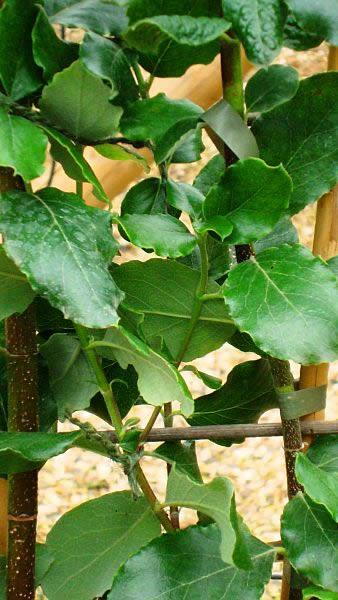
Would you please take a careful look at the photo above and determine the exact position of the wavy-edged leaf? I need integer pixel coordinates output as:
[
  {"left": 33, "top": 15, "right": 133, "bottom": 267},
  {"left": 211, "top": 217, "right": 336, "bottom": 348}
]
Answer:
[
  {"left": 80, "top": 32, "right": 138, "bottom": 105},
  {"left": 41, "top": 492, "right": 161, "bottom": 600},
  {"left": 0, "top": 107, "right": 47, "bottom": 181},
  {"left": 307, "top": 434, "right": 338, "bottom": 474},
  {"left": 224, "top": 245, "right": 338, "bottom": 364},
  {"left": 0, "top": 246, "right": 35, "bottom": 320},
  {"left": 222, "top": 0, "right": 287, "bottom": 65},
  {"left": 121, "top": 178, "right": 165, "bottom": 215},
  {"left": 245, "top": 65, "right": 299, "bottom": 113},
  {"left": 40, "top": 60, "right": 123, "bottom": 142},
  {"left": 153, "top": 441, "right": 203, "bottom": 483},
  {"left": 95, "top": 144, "right": 149, "bottom": 173},
  {"left": 166, "top": 180, "right": 204, "bottom": 219},
  {"left": 171, "top": 125, "right": 204, "bottom": 164},
  {"left": 40, "top": 125, "right": 108, "bottom": 202},
  {"left": 93, "top": 326, "right": 194, "bottom": 417},
  {"left": 44, "top": 0, "right": 129, "bottom": 35},
  {"left": 189, "top": 359, "right": 278, "bottom": 446},
  {"left": 113, "top": 259, "right": 235, "bottom": 362},
  {"left": 202, "top": 158, "right": 292, "bottom": 244},
  {"left": 154, "top": 119, "right": 204, "bottom": 165},
  {"left": 254, "top": 216, "right": 298, "bottom": 254},
  {"left": 281, "top": 493, "right": 338, "bottom": 592},
  {"left": 32, "top": 6, "right": 78, "bottom": 80},
  {"left": 0, "top": 0, "right": 42, "bottom": 100},
  {"left": 193, "top": 155, "right": 225, "bottom": 196},
  {"left": 283, "top": 13, "right": 323, "bottom": 50},
  {"left": 116, "top": 214, "right": 197, "bottom": 258},
  {"left": 109, "top": 523, "right": 274, "bottom": 600},
  {"left": 252, "top": 72, "right": 338, "bottom": 215},
  {"left": 0, "top": 188, "right": 123, "bottom": 328},
  {"left": 296, "top": 453, "right": 338, "bottom": 522},
  {"left": 284, "top": 0, "right": 338, "bottom": 45},
  {"left": 0, "top": 432, "right": 80, "bottom": 474}
]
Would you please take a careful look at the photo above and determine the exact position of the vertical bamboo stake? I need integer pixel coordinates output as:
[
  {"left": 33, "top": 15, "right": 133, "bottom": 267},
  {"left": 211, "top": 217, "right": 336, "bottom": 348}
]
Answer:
[
  {"left": 299, "top": 45, "right": 338, "bottom": 447},
  {"left": 0, "top": 479, "right": 7, "bottom": 555},
  {"left": 0, "top": 167, "right": 39, "bottom": 600}
]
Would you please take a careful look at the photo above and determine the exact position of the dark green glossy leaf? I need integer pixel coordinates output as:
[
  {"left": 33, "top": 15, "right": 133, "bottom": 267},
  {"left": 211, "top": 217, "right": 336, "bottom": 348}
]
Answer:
[
  {"left": 44, "top": 0, "right": 129, "bottom": 35},
  {"left": 206, "top": 235, "right": 231, "bottom": 281},
  {"left": 41, "top": 492, "right": 161, "bottom": 600},
  {"left": 153, "top": 441, "right": 203, "bottom": 483},
  {"left": 40, "top": 333, "right": 99, "bottom": 420},
  {"left": 120, "top": 93, "right": 202, "bottom": 142},
  {"left": 40, "top": 60, "right": 122, "bottom": 142},
  {"left": 296, "top": 453, "right": 338, "bottom": 522},
  {"left": 245, "top": 65, "right": 299, "bottom": 113},
  {"left": 0, "top": 188, "right": 123, "bottom": 328},
  {"left": 40, "top": 125, "right": 108, "bottom": 202},
  {"left": 328, "top": 257, "right": 338, "bottom": 278},
  {"left": 202, "top": 158, "right": 292, "bottom": 244},
  {"left": 252, "top": 73, "right": 338, "bottom": 215},
  {"left": 202, "top": 100, "right": 259, "bottom": 159},
  {"left": 0, "top": 432, "right": 80, "bottom": 474},
  {"left": 154, "top": 119, "right": 203, "bottom": 165},
  {"left": 164, "top": 467, "right": 251, "bottom": 568},
  {"left": 109, "top": 523, "right": 274, "bottom": 600},
  {"left": 285, "top": 0, "right": 338, "bottom": 45},
  {"left": 189, "top": 359, "right": 277, "bottom": 446},
  {"left": 80, "top": 32, "right": 138, "bottom": 105},
  {"left": 193, "top": 155, "right": 224, "bottom": 197},
  {"left": 254, "top": 216, "right": 298, "bottom": 254},
  {"left": 95, "top": 143, "right": 149, "bottom": 172},
  {"left": 121, "top": 178, "right": 165, "bottom": 216},
  {"left": 222, "top": 0, "right": 287, "bottom": 65},
  {"left": 307, "top": 434, "right": 338, "bottom": 474},
  {"left": 125, "top": 15, "right": 230, "bottom": 53},
  {"left": 0, "top": 0, "right": 42, "bottom": 100},
  {"left": 166, "top": 180, "right": 204, "bottom": 219},
  {"left": 225, "top": 245, "right": 338, "bottom": 364},
  {"left": 181, "top": 365, "right": 222, "bottom": 390},
  {"left": 281, "top": 493, "right": 338, "bottom": 592},
  {"left": 303, "top": 586, "right": 338, "bottom": 600},
  {"left": 171, "top": 126, "right": 204, "bottom": 164},
  {"left": 113, "top": 259, "right": 235, "bottom": 362},
  {"left": 0, "top": 246, "right": 35, "bottom": 320},
  {"left": 283, "top": 13, "right": 323, "bottom": 50},
  {"left": 93, "top": 326, "right": 194, "bottom": 417},
  {"left": 127, "top": 0, "right": 221, "bottom": 23},
  {"left": 0, "top": 107, "right": 48, "bottom": 180},
  {"left": 32, "top": 6, "right": 78, "bottom": 80},
  {"left": 229, "top": 330, "right": 266, "bottom": 356},
  {"left": 116, "top": 214, "right": 197, "bottom": 258}
]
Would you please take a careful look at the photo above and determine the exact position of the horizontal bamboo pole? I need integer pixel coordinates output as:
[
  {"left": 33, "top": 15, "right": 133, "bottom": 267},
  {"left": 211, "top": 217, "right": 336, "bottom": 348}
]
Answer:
[{"left": 104, "top": 420, "right": 338, "bottom": 443}]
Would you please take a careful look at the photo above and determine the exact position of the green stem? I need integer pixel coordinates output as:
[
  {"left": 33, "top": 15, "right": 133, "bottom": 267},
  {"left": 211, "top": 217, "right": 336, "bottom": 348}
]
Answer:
[
  {"left": 132, "top": 62, "right": 150, "bottom": 99},
  {"left": 139, "top": 406, "right": 162, "bottom": 443},
  {"left": 76, "top": 145, "right": 84, "bottom": 198},
  {"left": 220, "top": 35, "right": 244, "bottom": 119}
]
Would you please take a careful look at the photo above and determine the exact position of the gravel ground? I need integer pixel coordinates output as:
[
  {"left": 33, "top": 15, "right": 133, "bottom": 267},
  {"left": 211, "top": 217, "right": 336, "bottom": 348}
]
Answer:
[{"left": 37, "top": 43, "right": 337, "bottom": 600}]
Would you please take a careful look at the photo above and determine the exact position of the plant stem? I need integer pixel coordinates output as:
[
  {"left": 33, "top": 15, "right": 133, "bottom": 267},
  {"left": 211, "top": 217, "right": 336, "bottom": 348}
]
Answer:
[{"left": 139, "top": 406, "right": 162, "bottom": 443}]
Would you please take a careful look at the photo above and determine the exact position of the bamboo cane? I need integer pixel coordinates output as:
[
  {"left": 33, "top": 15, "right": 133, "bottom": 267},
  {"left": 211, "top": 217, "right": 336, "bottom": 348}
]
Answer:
[{"left": 299, "top": 45, "right": 338, "bottom": 448}]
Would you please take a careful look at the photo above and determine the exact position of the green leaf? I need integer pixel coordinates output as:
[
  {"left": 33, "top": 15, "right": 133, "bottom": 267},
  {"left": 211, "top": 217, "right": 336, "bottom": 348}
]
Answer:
[
  {"left": 120, "top": 94, "right": 202, "bottom": 142},
  {"left": 154, "top": 119, "right": 203, "bottom": 165},
  {"left": 164, "top": 467, "right": 251, "bottom": 568},
  {"left": 93, "top": 326, "right": 194, "bottom": 417},
  {"left": 40, "top": 333, "right": 99, "bottom": 420},
  {"left": 189, "top": 359, "right": 277, "bottom": 445},
  {"left": 40, "top": 60, "right": 123, "bottom": 142},
  {"left": 206, "top": 235, "right": 231, "bottom": 281},
  {"left": 113, "top": 259, "right": 235, "bottom": 362},
  {"left": 0, "top": 188, "right": 124, "bottom": 328},
  {"left": 202, "top": 158, "right": 292, "bottom": 244},
  {"left": 0, "top": 107, "right": 48, "bottom": 181},
  {"left": 253, "top": 216, "right": 298, "bottom": 254},
  {"left": 80, "top": 32, "right": 138, "bottom": 105},
  {"left": 121, "top": 178, "right": 165, "bottom": 215},
  {"left": 202, "top": 100, "right": 259, "bottom": 159},
  {"left": 0, "top": 432, "right": 80, "bottom": 474},
  {"left": 181, "top": 365, "right": 222, "bottom": 390},
  {"left": 108, "top": 523, "right": 275, "bottom": 600},
  {"left": 44, "top": 0, "right": 129, "bottom": 35},
  {"left": 281, "top": 493, "right": 338, "bottom": 592},
  {"left": 193, "top": 155, "right": 225, "bottom": 197},
  {"left": 252, "top": 72, "right": 338, "bottom": 215},
  {"left": 96, "top": 144, "right": 149, "bottom": 173},
  {"left": 116, "top": 214, "right": 197, "bottom": 258},
  {"left": 0, "top": 246, "right": 35, "bottom": 320},
  {"left": 171, "top": 126, "right": 204, "bottom": 164},
  {"left": 307, "top": 434, "right": 338, "bottom": 474},
  {"left": 89, "top": 363, "right": 140, "bottom": 422},
  {"left": 245, "top": 65, "right": 299, "bottom": 114},
  {"left": 303, "top": 586, "right": 338, "bottom": 600},
  {"left": 296, "top": 453, "right": 338, "bottom": 522},
  {"left": 125, "top": 15, "right": 230, "bottom": 53},
  {"left": 328, "top": 257, "right": 338, "bottom": 278},
  {"left": 127, "top": 0, "right": 221, "bottom": 23},
  {"left": 224, "top": 245, "right": 338, "bottom": 364},
  {"left": 41, "top": 492, "right": 161, "bottom": 600},
  {"left": 166, "top": 180, "right": 204, "bottom": 219},
  {"left": 153, "top": 441, "right": 203, "bottom": 483},
  {"left": 222, "top": 0, "right": 287, "bottom": 65},
  {"left": 40, "top": 125, "right": 108, "bottom": 202},
  {"left": 0, "top": 0, "right": 42, "bottom": 100},
  {"left": 32, "top": 7, "right": 78, "bottom": 80},
  {"left": 285, "top": 0, "right": 338, "bottom": 45},
  {"left": 283, "top": 13, "right": 324, "bottom": 50}
]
